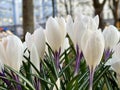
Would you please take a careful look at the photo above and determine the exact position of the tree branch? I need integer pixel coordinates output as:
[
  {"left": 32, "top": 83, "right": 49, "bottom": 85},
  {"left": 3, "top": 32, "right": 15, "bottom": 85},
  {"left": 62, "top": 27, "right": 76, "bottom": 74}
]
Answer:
[{"left": 101, "top": 0, "right": 107, "bottom": 7}]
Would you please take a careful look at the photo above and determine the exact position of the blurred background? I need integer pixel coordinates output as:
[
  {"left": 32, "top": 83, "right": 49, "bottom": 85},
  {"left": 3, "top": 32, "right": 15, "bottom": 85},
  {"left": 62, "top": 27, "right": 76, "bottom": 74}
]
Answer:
[{"left": 0, "top": 0, "right": 120, "bottom": 39}]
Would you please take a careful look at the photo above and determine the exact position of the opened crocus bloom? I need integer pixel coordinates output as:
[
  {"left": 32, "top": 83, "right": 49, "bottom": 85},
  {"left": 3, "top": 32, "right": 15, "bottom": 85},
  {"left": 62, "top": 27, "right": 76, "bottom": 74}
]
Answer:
[{"left": 0, "top": 35, "right": 23, "bottom": 71}]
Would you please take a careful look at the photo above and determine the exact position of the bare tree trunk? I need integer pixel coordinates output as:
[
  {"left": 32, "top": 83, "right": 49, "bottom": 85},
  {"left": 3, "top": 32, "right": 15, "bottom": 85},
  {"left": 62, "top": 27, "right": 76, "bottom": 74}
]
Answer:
[
  {"left": 109, "top": 0, "right": 120, "bottom": 26},
  {"left": 23, "top": 0, "right": 34, "bottom": 41},
  {"left": 65, "top": 0, "right": 69, "bottom": 15},
  {"left": 52, "top": 0, "right": 55, "bottom": 17},
  {"left": 52, "top": 0, "right": 57, "bottom": 17},
  {"left": 93, "top": 0, "right": 107, "bottom": 29},
  {"left": 69, "top": 0, "right": 72, "bottom": 16}
]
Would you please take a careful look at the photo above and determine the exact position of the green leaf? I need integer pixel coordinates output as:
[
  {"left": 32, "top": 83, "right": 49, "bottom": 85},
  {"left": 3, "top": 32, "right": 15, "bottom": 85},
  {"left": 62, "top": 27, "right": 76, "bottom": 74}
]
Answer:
[{"left": 4, "top": 65, "right": 35, "bottom": 90}]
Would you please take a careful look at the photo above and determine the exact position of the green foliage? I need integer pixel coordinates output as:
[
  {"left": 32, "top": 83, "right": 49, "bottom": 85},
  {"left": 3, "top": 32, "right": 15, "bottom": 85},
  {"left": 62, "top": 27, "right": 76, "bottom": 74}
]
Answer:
[{"left": 0, "top": 44, "right": 119, "bottom": 90}]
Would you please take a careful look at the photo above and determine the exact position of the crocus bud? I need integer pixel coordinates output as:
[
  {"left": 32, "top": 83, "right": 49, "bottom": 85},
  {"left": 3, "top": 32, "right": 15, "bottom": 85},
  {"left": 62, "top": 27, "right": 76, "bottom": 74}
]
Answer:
[
  {"left": 82, "top": 30, "right": 105, "bottom": 69},
  {"left": 46, "top": 17, "right": 66, "bottom": 52},
  {"left": 66, "top": 14, "right": 86, "bottom": 52},
  {"left": 82, "top": 30, "right": 104, "bottom": 90},
  {"left": 66, "top": 15, "right": 75, "bottom": 46},
  {"left": 25, "top": 27, "right": 46, "bottom": 59},
  {"left": 103, "top": 25, "right": 119, "bottom": 50},
  {"left": 0, "top": 35, "right": 23, "bottom": 71}
]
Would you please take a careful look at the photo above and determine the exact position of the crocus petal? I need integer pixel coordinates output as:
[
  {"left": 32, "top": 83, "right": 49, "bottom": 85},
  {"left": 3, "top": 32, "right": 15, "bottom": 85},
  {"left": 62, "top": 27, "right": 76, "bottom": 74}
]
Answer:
[
  {"left": 61, "top": 38, "right": 70, "bottom": 54},
  {"left": 31, "top": 44, "right": 40, "bottom": 74},
  {"left": 46, "top": 17, "right": 65, "bottom": 52},
  {"left": 6, "top": 35, "right": 23, "bottom": 71},
  {"left": 110, "top": 59, "right": 120, "bottom": 73},
  {"left": 57, "top": 17, "right": 66, "bottom": 45},
  {"left": 83, "top": 30, "right": 104, "bottom": 69},
  {"left": 93, "top": 15, "right": 99, "bottom": 28},
  {"left": 25, "top": 32, "right": 33, "bottom": 51},
  {"left": 103, "top": 25, "right": 119, "bottom": 50},
  {"left": 66, "top": 15, "right": 75, "bottom": 45},
  {"left": 81, "top": 30, "right": 93, "bottom": 53},
  {"left": 33, "top": 28, "right": 46, "bottom": 59},
  {"left": 112, "top": 43, "right": 120, "bottom": 58},
  {"left": 0, "top": 42, "right": 7, "bottom": 65},
  {"left": 74, "top": 16, "right": 86, "bottom": 52}
]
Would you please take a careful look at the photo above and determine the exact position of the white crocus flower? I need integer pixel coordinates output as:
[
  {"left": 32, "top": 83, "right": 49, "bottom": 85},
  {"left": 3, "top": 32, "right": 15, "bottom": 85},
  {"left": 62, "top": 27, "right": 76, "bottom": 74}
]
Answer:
[
  {"left": 66, "top": 15, "right": 75, "bottom": 46},
  {"left": 46, "top": 17, "right": 66, "bottom": 52},
  {"left": 103, "top": 25, "right": 119, "bottom": 51},
  {"left": 82, "top": 30, "right": 105, "bottom": 70},
  {"left": 0, "top": 35, "right": 23, "bottom": 71},
  {"left": 25, "top": 27, "right": 46, "bottom": 59},
  {"left": 81, "top": 30, "right": 104, "bottom": 90},
  {"left": 66, "top": 15, "right": 86, "bottom": 52},
  {"left": 66, "top": 14, "right": 99, "bottom": 52}
]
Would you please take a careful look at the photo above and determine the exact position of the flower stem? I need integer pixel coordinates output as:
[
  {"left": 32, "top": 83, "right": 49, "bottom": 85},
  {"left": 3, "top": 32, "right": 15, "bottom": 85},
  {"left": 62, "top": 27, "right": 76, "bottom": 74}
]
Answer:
[
  {"left": 54, "top": 49, "right": 61, "bottom": 71},
  {"left": 0, "top": 70, "right": 13, "bottom": 89},
  {"left": 74, "top": 45, "right": 83, "bottom": 76},
  {"left": 34, "top": 77, "right": 40, "bottom": 90},
  {"left": 104, "top": 49, "right": 110, "bottom": 61},
  {"left": 89, "top": 66, "right": 94, "bottom": 90},
  {"left": 11, "top": 71, "right": 22, "bottom": 90}
]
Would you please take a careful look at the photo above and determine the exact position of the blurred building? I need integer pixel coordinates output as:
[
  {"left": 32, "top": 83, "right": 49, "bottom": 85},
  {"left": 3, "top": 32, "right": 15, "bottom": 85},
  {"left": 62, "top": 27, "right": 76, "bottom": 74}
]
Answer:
[
  {"left": 0, "top": 0, "right": 54, "bottom": 27},
  {"left": 0, "top": 0, "right": 119, "bottom": 34},
  {"left": 0, "top": 0, "right": 55, "bottom": 36}
]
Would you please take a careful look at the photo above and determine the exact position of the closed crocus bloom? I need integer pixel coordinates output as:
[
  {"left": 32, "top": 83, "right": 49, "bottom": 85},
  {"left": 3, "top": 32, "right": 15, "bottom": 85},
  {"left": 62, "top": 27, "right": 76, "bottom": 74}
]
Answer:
[
  {"left": 66, "top": 14, "right": 86, "bottom": 52},
  {"left": 83, "top": 30, "right": 104, "bottom": 69},
  {"left": 0, "top": 35, "right": 23, "bottom": 71},
  {"left": 103, "top": 25, "right": 119, "bottom": 50},
  {"left": 82, "top": 30, "right": 104, "bottom": 90},
  {"left": 46, "top": 17, "right": 66, "bottom": 52},
  {"left": 25, "top": 27, "right": 46, "bottom": 59}
]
